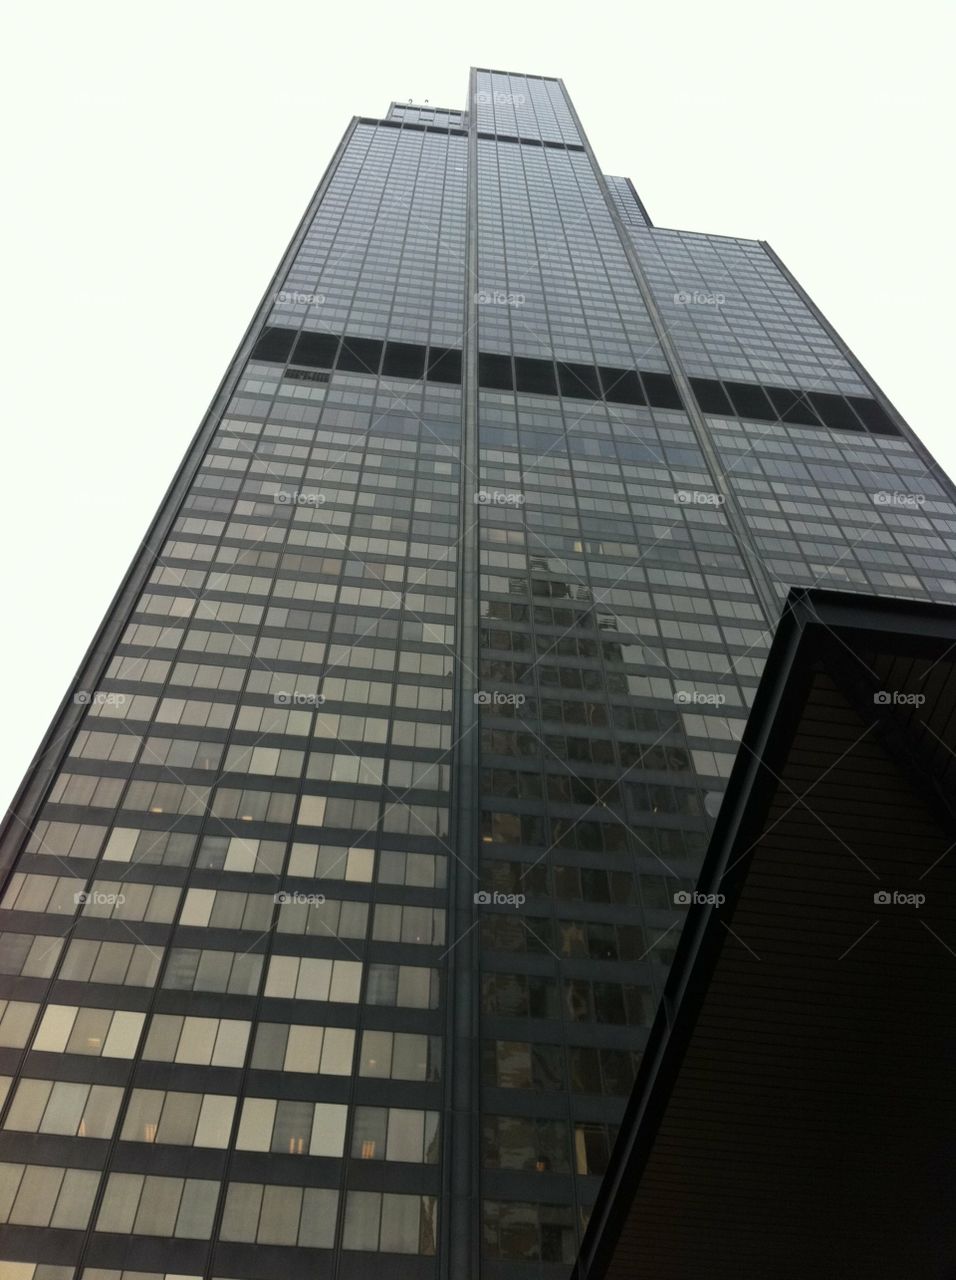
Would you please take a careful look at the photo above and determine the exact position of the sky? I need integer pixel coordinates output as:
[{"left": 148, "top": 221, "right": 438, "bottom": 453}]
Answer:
[{"left": 0, "top": 0, "right": 953, "bottom": 813}]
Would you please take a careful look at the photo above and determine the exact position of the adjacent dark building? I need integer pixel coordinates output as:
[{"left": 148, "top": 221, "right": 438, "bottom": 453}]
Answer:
[
  {"left": 0, "top": 68, "right": 953, "bottom": 1280},
  {"left": 572, "top": 588, "right": 956, "bottom": 1280}
]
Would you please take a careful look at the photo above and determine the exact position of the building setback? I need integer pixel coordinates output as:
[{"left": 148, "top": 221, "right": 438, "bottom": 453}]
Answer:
[{"left": 0, "top": 67, "right": 954, "bottom": 1280}]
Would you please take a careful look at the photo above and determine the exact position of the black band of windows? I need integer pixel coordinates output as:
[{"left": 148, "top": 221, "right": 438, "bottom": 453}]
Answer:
[
  {"left": 251, "top": 325, "right": 899, "bottom": 435},
  {"left": 689, "top": 376, "right": 899, "bottom": 436}
]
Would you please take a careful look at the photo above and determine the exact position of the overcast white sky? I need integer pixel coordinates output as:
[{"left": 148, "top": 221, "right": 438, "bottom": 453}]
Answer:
[{"left": 1, "top": 0, "right": 953, "bottom": 812}]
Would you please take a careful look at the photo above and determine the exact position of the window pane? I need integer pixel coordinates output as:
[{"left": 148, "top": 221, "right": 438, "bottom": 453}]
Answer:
[
  {"left": 321, "top": 1026, "right": 354, "bottom": 1074},
  {"left": 194, "top": 1094, "right": 235, "bottom": 1147},
  {"left": 236, "top": 1098, "right": 274, "bottom": 1152},
  {"left": 121, "top": 1091, "right": 163, "bottom": 1143},
  {"left": 175, "top": 1177, "right": 219, "bottom": 1237},
  {"left": 102, "top": 1010, "right": 145, "bottom": 1057},
  {"left": 41, "top": 1082, "right": 89, "bottom": 1135},
  {"left": 258, "top": 1184, "right": 301, "bottom": 1245},
  {"left": 380, "top": 1192, "right": 424, "bottom": 1254},
  {"left": 51, "top": 1168, "right": 100, "bottom": 1230},
  {"left": 360, "top": 1031, "right": 392, "bottom": 1078},
  {"left": 343, "top": 1190, "right": 380, "bottom": 1249},
  {"left": 67, "top": 1008, "right": 113, "bottom": 1056},
  {"left": 251, "top": 1022, "right": 286, "bottom": 1070},
  {"left": 97, "top": 1172, "right": 142, "bottom": 1234},
  {"left": 156, "top": 1092, "right": 201, "bottom": 1145},
  {"left": 32, "top": 1005, "right": 76, "bottom": 1053},
  {"left": 4, "top": 1079, "right": 52, "bottom": 1132},
  {"left": 352, "top": 1107, "right": 387, "bottom": 1160},
  {"left": 310, "top": 1102, "right": 347, "bottom": 1157},
  {"left": 285, "top": 1024, "right": 322, "bottom": 1072},
  {"left": 134, "top": 1174, "right": 182, "bottom": 1234},
  {"left": 386, "top": 1108, "right": 425, "bottom": 1163},
  {"left": 299, "top": 1187, "right": 338, "bottom": 1247},
  {"left": 272, "top": 1100, "right": 312, "bottom": 1155},
  {"left": 220, "top": 1181, "right": 261, "bottom": 1243},
  {"left": 80, "top": 1085, "right": 122, "bottom": 1139},
  {"left": 9, "top": 1165, "right": 63, "bottom": 1225}
]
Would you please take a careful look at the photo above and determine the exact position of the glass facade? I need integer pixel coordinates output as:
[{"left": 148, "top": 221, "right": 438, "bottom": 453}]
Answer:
[{"left": 1, "top": 67, "right": 954, "bottom": 1280}]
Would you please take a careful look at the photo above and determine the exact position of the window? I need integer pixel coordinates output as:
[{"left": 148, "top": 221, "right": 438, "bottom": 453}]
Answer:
[
  {"left": 365, "top": 963, "right": 440, "bottom": 1008},
  {"left": 179, "top": 887, "right": 274, "bottom": 931},
  {"left": 141, "top": 1014, "right": 250, "bottom": 1067},
  {"left": 481, "top": 972, "right": 559, "bottom": 1019},
  {"left": 122, "top": 780, "right": 209, "bottom": 817},
  {"left": 482, "top": 1039, "right": 565, "bottom": 1091},
  {"left": 0, "top": 931, "right": 63, "bottom": 978},
  {"left": 1, "top": 873, "right": 83, "bottom": 914},
  {"left": 24, "top": 820, "right": 107, "bottom": 859},
  {"left": 287, "top": 842, "right": 374, "bottom": 880},
  {"left": 81, "top": 878, "right": 180, "bottom": 923},
  {"left": 372, "top": 903, "right": 445, "bottom": 944},
  {"left": 378, "top": 848, "right": 446, "bottom": 887},
  {"left": 32, "top": 1005, "right": 144, "bottom": 1058},
  {"left": 101, "top": 826, "right": 196, "bottom": 866},
  {"left": 250, "top": 1022, "right": 355, "bottom": 1074},
  {"left": 162, "top": 948, "right": 262, "bottom": 995},
  {"left": 0, "top": 1163, "right": 100, "bottom": 1230},
  {"left": 220, "top": 1182, "right": 338, "bottom": 1246},
  {"left": 47, "top": 772, "right": 125, "bottom": 809},
  {"left": 59, "top": 939, "right": 161, "bottom": 987},
  {"left": 212, "top": 787, "right": 294, "bottom": 824},
  {"left": 573, "top": 1122, "right": 616, "bottom": 1175},
  {"left": 296, "top": 794, "right": 327, "bottom": 826},
  {"left": 481, "top": 1114, "right": 569, "bottom": 1172},
  {"left": 4, "top": 1080, "right": 122, "bottom": 1138},
  {"left": 263, "top": 955, "right": 362, "bottom": 1003},
  {"left": 342, "top": 1191, "right": 437, "bottom": 1255},
  {"left": 235, "top": 1097, "right": 347, "bottom": 1157},
  {"left": 276, "top": 894, "right": 368, "bottom": 939},
  {"left": 195, "top": 833, "right": 284, "bottom": 873},
  {"left": 0, "top": 1260, "right": 75, "bottom": 1280},
  {"left": 223, "top": 747, "right": 303, "bottom": 773},
  {"left": 96, "top": 1173, "right": 219, "bottom": 1238},
  {"left": 351, "top": 1106, "right": 440, "bottom": 1163},
  {"left": 359, "top": 1031, "right": 441, "bottom": 1081},
  {"left": 0, "top": 1001, "right": 39, "bottom": 1048},
  {"left": 569, "top": 1045, "right": 639, "bottom": 1096},
  {"left": 120, "top": 1089, "right": 236, "bottom": 1147},
  {"left": 481, "top": 1199, "right": 577, "bottom": 1263}
]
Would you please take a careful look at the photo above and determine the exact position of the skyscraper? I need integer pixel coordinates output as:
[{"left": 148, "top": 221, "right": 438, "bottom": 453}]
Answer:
[{"left": 0, "top": 66, "right": 953, "bottom": 1280}]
